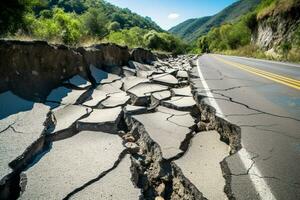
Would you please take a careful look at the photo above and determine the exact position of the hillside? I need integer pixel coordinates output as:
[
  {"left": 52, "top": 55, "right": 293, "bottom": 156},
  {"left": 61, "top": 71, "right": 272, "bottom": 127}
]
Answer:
[
  {"left": 0, "top": 0, "right": 189, "bottom": 54},
  {"left": 197, "top": 0, "right": 300, "bottom": 62},
  {"left": 169, "top": 0, "right": 261, "bottom": 42},
  {"left": 38, "top": 0, "right": 163, "bottom": 31},
  {"left": 0, "top": 0, "right": 162, "bottom": 36}
]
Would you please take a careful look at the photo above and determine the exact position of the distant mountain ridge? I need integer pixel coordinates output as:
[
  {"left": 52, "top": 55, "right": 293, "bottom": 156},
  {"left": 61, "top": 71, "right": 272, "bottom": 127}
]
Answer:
[{"left": 169, "top": 0, "right": 261, "bottom": 42}]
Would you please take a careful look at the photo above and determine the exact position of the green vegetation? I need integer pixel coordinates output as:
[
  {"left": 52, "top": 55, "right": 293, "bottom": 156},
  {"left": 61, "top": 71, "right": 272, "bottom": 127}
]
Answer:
[
  {"left": 194, "top": 0, "right": 300, "bottom": 62},
  {"left": 105, "top": 27, "right": 187, "bottom": 54},
  {"left": 256, "top": 0, "right": 300, "bottom": 19},
  {"left": 1, "top": 0, "right": 162, "bottom": 44},
  {"left": 0, "top": 0, "right": 188, "bottom": 54},
  {"left": 169, "top": 0, "right": 261, "bottom": 42},
  {"left": 197, "top": 12, "right": 255, "bottom": 53}
]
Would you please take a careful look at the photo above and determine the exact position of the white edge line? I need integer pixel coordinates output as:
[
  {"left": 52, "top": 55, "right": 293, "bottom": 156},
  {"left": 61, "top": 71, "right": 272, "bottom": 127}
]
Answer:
[{"left": 196, "top": 57, "right": 276, "bottom": 200}]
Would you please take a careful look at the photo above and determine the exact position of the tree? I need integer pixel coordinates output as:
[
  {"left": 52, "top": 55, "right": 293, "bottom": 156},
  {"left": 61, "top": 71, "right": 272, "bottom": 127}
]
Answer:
[
  {"left": 82, "top": 7, "right": 108, "bottom": 37},
  {"left": 0, "top": 0, "right": 44, "bottom": 35}
]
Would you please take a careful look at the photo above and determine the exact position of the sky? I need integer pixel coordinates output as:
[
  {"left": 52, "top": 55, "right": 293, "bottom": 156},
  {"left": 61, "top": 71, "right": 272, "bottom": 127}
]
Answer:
[{"left": 106, "top": 0, "right": 237, "bottom": 30}]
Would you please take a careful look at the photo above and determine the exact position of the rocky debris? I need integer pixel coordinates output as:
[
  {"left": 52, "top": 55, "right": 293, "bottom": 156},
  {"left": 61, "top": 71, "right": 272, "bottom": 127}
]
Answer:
[
  {"left": 151, "top": 73, "right": 179, "bottom": 87},
  {"left": 128, "top": 83, "right": 168, "bottom": 106},
  {"left": 77, "top": 107, "right": 122, "bottom": 133},
  {"left": 121, "top": 132, "right": 136, "bottom": 143},
  {"left": 125, "top": 142, "right": 140, "bottom": 153},
  {"left": 50, "top": 105, "right": 91, "bottom": 133},
  {"left": 171, "top": 86, "right": 192, "bottom": 97},
  {"left": 174, "top": 131, "right": 229, "bottom": 200},
  {"left": 19, "top": 131, "right": 125, "bottom": 200},
  {"left": 162, "top": 96, "right": 196, "bottom": 111}
]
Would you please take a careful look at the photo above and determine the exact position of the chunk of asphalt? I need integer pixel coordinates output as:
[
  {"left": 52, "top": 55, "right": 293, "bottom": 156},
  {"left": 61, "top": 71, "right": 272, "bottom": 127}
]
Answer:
[
  {"left": 128, "top": 83, "right": 168, "bottom": 106},
  {"left": 90, "top": 65, "right": 121, "bottom": 84},
  {"left": 165, "top": 68, "right": 177, "bottom": 76},
  {"left": 122, "top": 77, "right": 150, "bottom": 91},
  {"left": 156, "top": 106, "right": 195, "bottom": 128},
  {"left": 19, "top": 131, "right": 125, "bottom": 200},
  {"left": 100, "top": 92, "right": 130, "bottom": 108},
  {"left": 174, "top": 131, "right": 229, "bottom": 200},
  {"left": 124, "top": 105, "right": 148, "bottom": 115},
  {"left": 151, "top": 73, "right": 179, "bottom": 87},
  {"left": 136, "top": 70, "right": 155, "bottom": 78},
  {"left": 171, "top": 86, "right": 192, "bottom": 97},
  {"left": 151, "top": 90, "right": 172, "bottom": 101},
  {"left": 123, "top": 66, "right": 136, "bottom": 77},
  {"left": 64, "top": 75, "right": 91, "bottom": 88},
  {"left": 51, "top": 105, "right": 92, "bottom": 133},
  {"left": 176, "top": 70, "right": 189, "bottom": 79},
  {"left": 82, "top": 90, "right": 108, "bottom": 107},
  {"left": 96, "top": 83, "right": 123, "bottom": 94},
  {"left": 109, "top": 80, "right": 123, "bottom": 89},
  {"left": 128, "top": 83, "right": 168, "bottom": 98},
  {"left": 129, "top": 60, "right": 154, "bottom": 71},
  {"left": 46, "top": 87, "right": 87, "bottom": 107},
  {"left": 161, "top": 96, "right": 196, "bottom": 111},
  {"left": 70, "top": 154, "right": 141, "bottom": 200},
  {"left": 0, "top": 102, "right": 50, "bottom": 180},
  {"left": 77, "top": 107, "right": 122, "bottom": 134},
  {"left": 133, "top": 111, "right": 192, "bottom": 159}
]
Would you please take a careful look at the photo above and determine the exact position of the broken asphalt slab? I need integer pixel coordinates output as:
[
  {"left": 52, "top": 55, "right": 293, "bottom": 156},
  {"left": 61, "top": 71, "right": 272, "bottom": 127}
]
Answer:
[
  {"left": 77, "top": 107, "right": 122, "bottom": 133},
  {"left": 19, "top": 131, "right": 125, "bottom": 200}
]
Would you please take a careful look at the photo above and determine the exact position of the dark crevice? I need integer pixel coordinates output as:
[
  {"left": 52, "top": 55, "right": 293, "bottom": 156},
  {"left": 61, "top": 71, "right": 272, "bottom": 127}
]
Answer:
[
  {"left": 189, "top": 58, "right": 243, "bottom": 200},
  {"left": 209, "top": 91, "right": 300, "bottom": 122},
  {"left": 62, "top": 149, "right": 129, "bottom": 200},
  {"left": 0, "top": 122, "right": 16, "bottom": 134}
]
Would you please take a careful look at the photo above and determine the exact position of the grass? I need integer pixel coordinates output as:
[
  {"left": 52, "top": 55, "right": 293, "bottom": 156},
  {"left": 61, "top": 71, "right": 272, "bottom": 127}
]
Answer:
[{"left": 220, "top": 44, "right": 300, "bottom": 63}]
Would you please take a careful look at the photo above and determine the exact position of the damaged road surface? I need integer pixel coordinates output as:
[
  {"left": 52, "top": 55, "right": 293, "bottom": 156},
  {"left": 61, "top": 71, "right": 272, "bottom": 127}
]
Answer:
[
  {"left": 193, "top": 54, "right": 300, "bottom": 200},
  {"left": 0, "top": 47, "right": 259, "bottom": 200}
]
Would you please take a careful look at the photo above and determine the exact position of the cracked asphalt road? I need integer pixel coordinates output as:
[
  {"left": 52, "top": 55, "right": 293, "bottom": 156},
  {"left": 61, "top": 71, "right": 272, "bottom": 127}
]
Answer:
[{"left": 194, "top": 54, "right": 300, "bottom": 200}]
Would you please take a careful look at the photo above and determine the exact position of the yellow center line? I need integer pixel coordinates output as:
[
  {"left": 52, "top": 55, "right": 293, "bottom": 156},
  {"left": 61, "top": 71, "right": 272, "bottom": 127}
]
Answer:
[
  {"left": 212, "top": 55, "right": 300, "bottom": 90},
  {"left": 224, "top": 60, "right": 300, "bottom": 87}
]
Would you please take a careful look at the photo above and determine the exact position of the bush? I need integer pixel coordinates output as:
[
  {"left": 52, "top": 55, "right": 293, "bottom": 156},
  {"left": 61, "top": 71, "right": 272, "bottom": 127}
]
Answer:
[
  {"left": 106, "top": 27, "right": 147, "bottom": 48},
  {"left": 107, "top": 21, "right": 121, "bottom": 32},
  {"left": 24, "top": 8, "right": 84, "bottom": 44}
]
